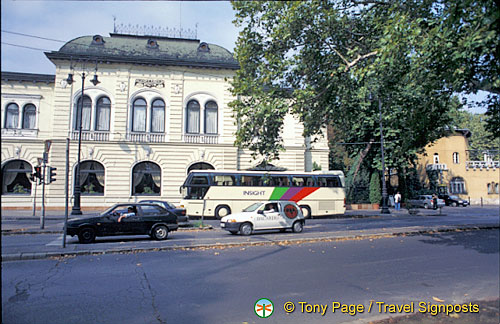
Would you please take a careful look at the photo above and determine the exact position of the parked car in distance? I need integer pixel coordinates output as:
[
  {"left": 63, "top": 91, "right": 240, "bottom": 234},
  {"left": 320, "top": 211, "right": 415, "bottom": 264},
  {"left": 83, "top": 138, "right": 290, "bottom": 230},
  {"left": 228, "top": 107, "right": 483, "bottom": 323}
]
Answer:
[
  {"left": 408, "top": 195, "right": 445, "bottom": 209},
  {"left": 140, "top": 200, "right": 189, "bottom": 226},
  {"left": 67, "top": 203, "right": 178, "bottom": 243},
  {"left": 438, "top": 194, "right": 469, "bottom": 207},
  {"left": 220, "top": 201, "right": 305, "bottom": 235}
]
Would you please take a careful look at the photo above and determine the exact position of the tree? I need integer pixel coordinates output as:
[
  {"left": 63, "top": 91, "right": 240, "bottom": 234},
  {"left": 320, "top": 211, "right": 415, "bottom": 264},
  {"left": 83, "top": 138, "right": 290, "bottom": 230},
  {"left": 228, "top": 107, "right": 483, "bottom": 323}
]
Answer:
[
  {"left": 230, "top": 0, "right": 499, "bottom": 168},
  {"left": 369, "top": 172, "right": 382, "bottom": 205}
]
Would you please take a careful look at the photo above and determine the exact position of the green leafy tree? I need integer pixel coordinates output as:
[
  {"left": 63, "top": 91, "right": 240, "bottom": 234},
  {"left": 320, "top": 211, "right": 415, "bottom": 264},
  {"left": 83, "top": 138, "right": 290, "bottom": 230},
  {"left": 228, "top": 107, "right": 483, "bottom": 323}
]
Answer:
[
  {"left": 230, "top": 0, "right": 499, "bottom": 168},
  {"left": 369, "top": 172, "right": 382, "bottom": 205}
]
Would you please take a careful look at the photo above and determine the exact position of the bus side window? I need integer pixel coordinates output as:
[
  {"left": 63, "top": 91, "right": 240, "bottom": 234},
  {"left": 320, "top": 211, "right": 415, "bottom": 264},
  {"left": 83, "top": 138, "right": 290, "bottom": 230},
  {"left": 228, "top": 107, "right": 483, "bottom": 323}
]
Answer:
[{"left": 305, "top": 177, "right": 314, "bottom": 186}]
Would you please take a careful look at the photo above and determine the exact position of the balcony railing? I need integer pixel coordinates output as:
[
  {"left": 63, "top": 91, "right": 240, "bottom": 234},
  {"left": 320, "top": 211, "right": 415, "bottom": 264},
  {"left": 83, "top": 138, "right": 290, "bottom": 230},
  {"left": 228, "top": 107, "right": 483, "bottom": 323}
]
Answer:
[
  {"left": 466, "top": 161, "right": 499, "bottom": 170},
  {"left": 70, "top": 130, "right": 110, "bottom": 141},
  {"left": 426, "top": 163, "right": 448, "bottom": 171},
  {"left": 127, "top": 132, "right": 165, "bottom": 143},
  {"left": 183, "top": 134, "right": 219, "bottom": 144}
]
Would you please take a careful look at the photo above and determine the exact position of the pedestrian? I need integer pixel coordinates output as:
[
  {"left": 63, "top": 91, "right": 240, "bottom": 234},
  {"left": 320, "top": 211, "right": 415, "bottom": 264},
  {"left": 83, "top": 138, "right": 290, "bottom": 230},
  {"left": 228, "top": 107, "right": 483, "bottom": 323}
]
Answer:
[
  {"left": 432, "top": 193, "right": 438, "bottom": 210},
  {"left": 394, "top": 192, "right": 402, "bottom": 211}
]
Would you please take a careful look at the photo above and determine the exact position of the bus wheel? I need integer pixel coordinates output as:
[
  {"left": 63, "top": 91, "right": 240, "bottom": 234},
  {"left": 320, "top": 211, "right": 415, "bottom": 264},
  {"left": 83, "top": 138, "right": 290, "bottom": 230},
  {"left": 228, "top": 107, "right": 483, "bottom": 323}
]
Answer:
[
  {"left": 215, "top": 205, "right": 231, "bottom": 219},
  {"left": 300, "top": 205, "right": 312, "bottom": 219}
]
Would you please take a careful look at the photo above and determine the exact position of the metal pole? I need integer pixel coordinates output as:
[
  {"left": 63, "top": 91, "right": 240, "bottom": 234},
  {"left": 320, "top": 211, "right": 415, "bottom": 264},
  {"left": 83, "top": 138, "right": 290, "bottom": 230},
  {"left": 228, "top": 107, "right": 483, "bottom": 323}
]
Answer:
[
  {"left": 71, "top": 71, "right": 85, "bottom": 215},
  {"left": 41, "top": 153, "right": 47, "bottom": 229},
  {"left": 378, "top": 98, "right": 390, "bottom": 214},
  {"left": 32, "top": 180, "right": 37, "bottom": 217},
  {"left": 63, "top": 138, "right": 70, "bottom": 248}
]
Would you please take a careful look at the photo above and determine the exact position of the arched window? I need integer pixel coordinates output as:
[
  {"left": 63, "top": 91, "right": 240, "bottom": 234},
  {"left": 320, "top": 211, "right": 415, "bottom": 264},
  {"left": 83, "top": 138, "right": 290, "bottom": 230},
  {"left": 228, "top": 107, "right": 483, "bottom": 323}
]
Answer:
[
  {"left": 433, "top": 153, "right": 439, "bottom": 164},
  {"left": 2, "top": 160, "right": 32, "bottom": 195},
  {"left": 22, "top": 104, "right": 36, "bottom": 129},
  {"left": 132, "top": 162, "right": 161, "bottom": 195},
  {"left": 5, "top": 103, "right": 19, "bottom": 129},
  {"left": 76, "top": 161, "right": 105, "bottom": 196},
  {"left": 151, "top": 99, "right": 165, "bottom": 133},
  {"left": 188, "top": 162, "right": 215, "bottom": 173},
  {"left": 75, "top": 95, "right": 92, "bottom": 130},
  {"left": 450, "top": 177, "right": 466, "bottom": 194},
  {"left": 186, "top": 100, "right": 200, "bottom": 133},
  {"left": 452, "top": 152, "right": 459, "bottom": 164},
  {"left": 132, "top": 98, "right": 147, "bottom": 132},
  {"left": 95, "top": 97, "right": 111, "bottom": 131},
  {"left": 204, "top": 101, "right": 218, "bottom": 134}
]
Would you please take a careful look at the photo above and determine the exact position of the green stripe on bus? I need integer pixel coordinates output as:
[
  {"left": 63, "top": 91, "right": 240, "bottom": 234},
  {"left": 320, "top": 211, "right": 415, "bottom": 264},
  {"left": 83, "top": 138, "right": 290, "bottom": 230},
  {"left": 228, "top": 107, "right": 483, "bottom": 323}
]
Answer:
[{"left": 269, "top": 187, "right": 289, "bottom": 200}]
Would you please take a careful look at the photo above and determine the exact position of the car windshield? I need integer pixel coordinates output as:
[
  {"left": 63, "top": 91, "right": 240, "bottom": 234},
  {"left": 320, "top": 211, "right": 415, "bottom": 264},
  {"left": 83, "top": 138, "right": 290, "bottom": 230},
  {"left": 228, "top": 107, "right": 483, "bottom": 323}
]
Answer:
[
  {"left": 449, "top": 196, "right": 459, "bottom": 199},
  {"left": 243, "top": 202, "right": 263, "bottom": 212}
]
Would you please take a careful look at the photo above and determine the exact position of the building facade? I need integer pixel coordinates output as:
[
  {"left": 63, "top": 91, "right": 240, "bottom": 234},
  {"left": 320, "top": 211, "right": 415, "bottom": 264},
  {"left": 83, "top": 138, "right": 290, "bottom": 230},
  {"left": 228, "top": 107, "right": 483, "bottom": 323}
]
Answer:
[
  {"left": 1, "top": 33, "right": 329, "bottom": 211},
  {"left": 417, "top": 129, "right": 499, "bottom": 205}
]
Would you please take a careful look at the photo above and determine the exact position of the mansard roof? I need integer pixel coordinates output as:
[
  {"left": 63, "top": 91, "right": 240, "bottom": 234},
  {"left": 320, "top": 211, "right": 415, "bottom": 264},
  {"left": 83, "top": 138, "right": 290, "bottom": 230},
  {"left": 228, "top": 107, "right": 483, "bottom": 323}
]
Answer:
[
  {"left": 1, "top": 71, "right": 55, "bottom": 84},
  {"left": 45, "top": 33, "right": 240, "bottom": 70}
]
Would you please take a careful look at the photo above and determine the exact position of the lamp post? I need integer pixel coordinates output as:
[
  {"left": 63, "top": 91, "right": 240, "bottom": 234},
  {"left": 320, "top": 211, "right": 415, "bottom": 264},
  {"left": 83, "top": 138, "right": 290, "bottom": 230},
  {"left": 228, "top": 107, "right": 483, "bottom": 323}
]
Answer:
[
  {"left": 378, "top": 97, "right": 390, "bottom": 214},
  {"left": 67, "top": 60, "right": 100, "bottom": 215}
]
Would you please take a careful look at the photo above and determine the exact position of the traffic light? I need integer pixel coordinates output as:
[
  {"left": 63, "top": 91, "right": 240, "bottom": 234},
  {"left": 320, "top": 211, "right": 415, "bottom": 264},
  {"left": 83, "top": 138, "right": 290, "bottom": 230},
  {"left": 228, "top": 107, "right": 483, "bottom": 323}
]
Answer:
[
  {"left": 47, "top": 167, "right": 57, "bottom": 184},
  {"left": 30, "top": 166, "right": 42, "bottom": 183}
]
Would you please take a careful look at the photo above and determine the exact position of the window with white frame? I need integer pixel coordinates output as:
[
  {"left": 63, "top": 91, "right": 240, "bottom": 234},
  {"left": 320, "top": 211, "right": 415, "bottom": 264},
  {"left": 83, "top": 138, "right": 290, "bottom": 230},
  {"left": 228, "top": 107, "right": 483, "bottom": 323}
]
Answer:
[
  {"left": 132, "top": 162, "right": 161, "bottom": 195},
  {"left": 2, "top": 160, "right": 32, "bottom": 195},
  {"left": 452, "top": 152, "right": 459, "bottom": 164},
  {"left": 449, "top": 177, "right": 466, "bottom": 194},
  {"left": 186, "top": 100, "right": 200, "bottom": 133},
  {"left": 185, "top": 95, "right": 219, "bottom": 135},
  {"left": 73, "top": 94, "right": 111, "bottom": 132},
  {"left": 131, "top": 97, "right": 166, "bottom": 133},
  {"left": 4, "top": 102, "right": 38, "bottom": 130},
  {"left": 433, "top": 153, "right": 439, "bottom": 164},
  {"left": 204, "top": 101, "right": 218, "bottom": 134}
]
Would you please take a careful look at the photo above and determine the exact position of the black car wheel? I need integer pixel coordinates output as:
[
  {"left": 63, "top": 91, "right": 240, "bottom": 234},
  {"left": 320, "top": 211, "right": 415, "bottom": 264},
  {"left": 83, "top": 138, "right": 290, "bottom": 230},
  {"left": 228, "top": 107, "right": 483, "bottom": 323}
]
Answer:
[
  {"left": 292, "top": 221, "right": 304, "bottom": 233},
  {"left": 152, "top": 225, "right": 169, "bottom": 240},
  {"left": 240, "top": 223, "right": 252, "bottom": 236},
  {"left": 451, "top": 202, "right": 457, "bottom": 207},
  {"left": 78, "top": 227, "right": 96, "bottom": 244}
]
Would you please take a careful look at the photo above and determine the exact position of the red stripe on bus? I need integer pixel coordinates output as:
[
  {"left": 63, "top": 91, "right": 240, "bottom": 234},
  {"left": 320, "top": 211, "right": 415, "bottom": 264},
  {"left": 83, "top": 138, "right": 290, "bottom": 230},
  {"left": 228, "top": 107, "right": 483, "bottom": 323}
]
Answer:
[{"left": 290, "top": 187, "right": 319, "bottom": 202}]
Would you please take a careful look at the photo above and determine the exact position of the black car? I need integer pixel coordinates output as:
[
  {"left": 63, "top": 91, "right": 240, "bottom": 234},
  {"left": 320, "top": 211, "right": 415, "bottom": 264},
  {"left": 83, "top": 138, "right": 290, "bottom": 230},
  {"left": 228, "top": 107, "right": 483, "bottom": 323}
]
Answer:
[
  {"left": 438, "top": 194, "right": 469, "bottom": 207},
  {"left": 67, "top": 203, "right": 178, "bottom": 243},
  {"left": 139, "top": 200, "right": 189, "bottom": 225}
]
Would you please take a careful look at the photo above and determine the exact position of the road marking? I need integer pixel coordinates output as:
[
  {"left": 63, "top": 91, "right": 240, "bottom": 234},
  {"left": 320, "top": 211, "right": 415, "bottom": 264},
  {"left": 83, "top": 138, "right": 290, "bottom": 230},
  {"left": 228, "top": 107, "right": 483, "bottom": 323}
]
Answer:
[{"left": 46, "top": 235, "right": 64, "bottom": 246}]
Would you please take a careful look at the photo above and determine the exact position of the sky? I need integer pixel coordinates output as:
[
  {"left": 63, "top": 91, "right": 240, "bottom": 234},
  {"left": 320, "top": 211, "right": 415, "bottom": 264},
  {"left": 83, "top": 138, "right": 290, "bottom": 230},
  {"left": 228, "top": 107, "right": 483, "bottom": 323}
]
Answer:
[
  {"left": 1, "top": 0, "right": 239, "bottom": 74},
  {"left": 1, "top": 0, "right": 487, "bottom": 113}
]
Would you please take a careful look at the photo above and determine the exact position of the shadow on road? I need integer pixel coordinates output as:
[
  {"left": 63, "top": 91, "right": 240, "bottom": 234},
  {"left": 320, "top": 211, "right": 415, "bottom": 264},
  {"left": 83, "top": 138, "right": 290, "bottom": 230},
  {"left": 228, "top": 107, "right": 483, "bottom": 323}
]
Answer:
[{"left": 418, "top": 229, "right": 499, "bottom": 254}]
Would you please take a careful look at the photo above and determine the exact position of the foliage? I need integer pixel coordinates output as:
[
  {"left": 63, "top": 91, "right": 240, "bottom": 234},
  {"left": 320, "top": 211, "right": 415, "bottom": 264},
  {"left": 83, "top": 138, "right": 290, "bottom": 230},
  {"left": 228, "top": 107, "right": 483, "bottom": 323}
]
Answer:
[
  {"left": 13, "top": 183, "right": 28, "bottom": 194},
  {"left": 369, "top": 172, "right": 382, "bottom": 204},
  {"left": 312, "top": 161, "right": 322, "bottom": 171},
  {"left": 230, "top": 0, "right": 499, "bottom": 167}
]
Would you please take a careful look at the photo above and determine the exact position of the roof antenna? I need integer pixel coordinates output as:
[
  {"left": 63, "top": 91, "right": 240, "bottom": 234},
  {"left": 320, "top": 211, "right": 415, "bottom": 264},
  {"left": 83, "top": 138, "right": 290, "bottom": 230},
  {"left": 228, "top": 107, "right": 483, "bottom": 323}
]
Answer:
[
  {"left": 179, "top": 2, "right": 182, "bottom": 38},
  {"left": 113, "top": 15, "right": 116, "bottom": 33}
]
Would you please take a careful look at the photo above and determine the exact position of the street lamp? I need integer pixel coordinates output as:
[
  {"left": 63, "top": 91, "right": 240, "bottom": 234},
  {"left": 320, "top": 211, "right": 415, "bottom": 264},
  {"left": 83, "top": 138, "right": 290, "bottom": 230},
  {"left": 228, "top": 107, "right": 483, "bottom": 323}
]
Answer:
[
  {"left": 68, "top": 60, "right": 100, "bottom": 215},
  {"left": 378, "top": 97, "right": 390, "bottom": 214}
]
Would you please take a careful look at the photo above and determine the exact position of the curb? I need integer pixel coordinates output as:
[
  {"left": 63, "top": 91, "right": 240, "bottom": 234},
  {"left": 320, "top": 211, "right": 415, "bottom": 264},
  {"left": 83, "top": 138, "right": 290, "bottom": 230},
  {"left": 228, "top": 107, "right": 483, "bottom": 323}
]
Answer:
[
  {"left": 2, "top": 225, "right": 498, "bottom": 262},
  {"left": 1, "top": 225, "right": 213, "bottom": 235}
]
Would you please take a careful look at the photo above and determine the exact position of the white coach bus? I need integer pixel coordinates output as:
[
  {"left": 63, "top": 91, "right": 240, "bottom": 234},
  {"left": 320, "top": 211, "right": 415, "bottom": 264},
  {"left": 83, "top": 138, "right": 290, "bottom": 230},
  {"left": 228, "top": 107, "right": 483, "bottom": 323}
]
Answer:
[{"left": 179, "top": 170, "right": 345, "bottom": 219}]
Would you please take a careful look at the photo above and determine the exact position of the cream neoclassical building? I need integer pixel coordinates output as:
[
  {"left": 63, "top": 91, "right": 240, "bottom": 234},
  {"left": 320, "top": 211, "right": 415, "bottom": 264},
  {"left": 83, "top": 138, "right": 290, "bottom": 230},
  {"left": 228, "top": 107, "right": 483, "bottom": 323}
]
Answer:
[{"left": 1, "top": 32, "right": 329, "bottom": 211}]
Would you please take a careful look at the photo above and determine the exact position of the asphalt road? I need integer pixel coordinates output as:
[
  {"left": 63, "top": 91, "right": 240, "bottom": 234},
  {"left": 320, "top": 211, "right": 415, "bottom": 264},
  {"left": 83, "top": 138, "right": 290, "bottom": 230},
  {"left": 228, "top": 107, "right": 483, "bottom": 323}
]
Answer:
[
  {"left": 2, "top": 229, "right": 498, "bottom": 324},
  {"left": 2, "top": 206, "right": 499, "bottom": 259}
]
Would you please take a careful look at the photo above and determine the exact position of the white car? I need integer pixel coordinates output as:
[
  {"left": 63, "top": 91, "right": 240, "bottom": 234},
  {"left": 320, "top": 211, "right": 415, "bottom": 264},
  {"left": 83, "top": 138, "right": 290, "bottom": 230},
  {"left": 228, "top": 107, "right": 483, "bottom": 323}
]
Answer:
[{"left": 220, "top": 201, "right": 305, "bottom": 235}]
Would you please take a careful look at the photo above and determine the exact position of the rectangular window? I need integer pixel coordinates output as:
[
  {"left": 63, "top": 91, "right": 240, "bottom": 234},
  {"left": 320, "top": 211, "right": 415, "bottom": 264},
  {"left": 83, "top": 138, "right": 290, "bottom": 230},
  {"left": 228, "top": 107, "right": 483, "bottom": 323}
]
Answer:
[
  {"left": 151, "top": 107, "right": 165, "bottom": 133},
  {"left": 291, "top": 176, "right": 314, "bottom": 187},
  {"left": 187, "top": 107, "right": 200, "bottom": 133},
  {"left": 269, "top": 176, "right": 290, "bottom": 186},
  {"left": 318, "top": 176, "right": 341, "bottom": 187},
  {"left": 133, "top": 106, "right": 146, "bottom": 132},
  {"left": 241, "top": 175, "right": 263, "bottom": 186},
  {"left": 213, "top": 175, "right": 236, "bottom": 186}
]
